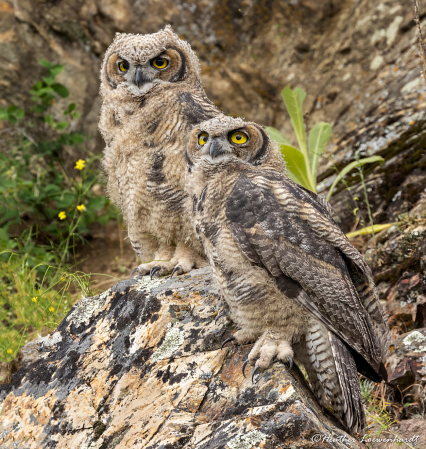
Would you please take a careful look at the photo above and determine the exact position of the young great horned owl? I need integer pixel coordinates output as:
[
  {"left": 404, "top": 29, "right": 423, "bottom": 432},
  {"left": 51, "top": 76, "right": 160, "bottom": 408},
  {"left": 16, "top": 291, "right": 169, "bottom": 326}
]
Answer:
[
  {"left": 185, "top": 116, "right": 390, "bottom": 435},
  {"left": 99, "top": 26, "right": 224, "bottom": 277}
]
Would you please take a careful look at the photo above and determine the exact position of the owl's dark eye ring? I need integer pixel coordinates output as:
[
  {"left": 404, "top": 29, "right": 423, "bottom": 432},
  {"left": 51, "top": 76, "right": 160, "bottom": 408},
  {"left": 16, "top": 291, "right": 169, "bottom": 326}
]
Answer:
[
  {"left": 118, "top": 60, "right": 130, "bottom": 73},
  {"left": 151, "top": 57, "right": 169, "bottom": 69}
]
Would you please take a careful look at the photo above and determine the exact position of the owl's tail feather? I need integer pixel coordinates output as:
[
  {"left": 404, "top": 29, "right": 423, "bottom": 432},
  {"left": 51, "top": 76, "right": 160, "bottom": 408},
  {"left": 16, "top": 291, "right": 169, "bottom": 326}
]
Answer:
[
  {"left": 329, "top": 331, "right": 366, "bottom": 436},
  {"left": 298, "top": 321, "right": 366, "bottom": 437}
]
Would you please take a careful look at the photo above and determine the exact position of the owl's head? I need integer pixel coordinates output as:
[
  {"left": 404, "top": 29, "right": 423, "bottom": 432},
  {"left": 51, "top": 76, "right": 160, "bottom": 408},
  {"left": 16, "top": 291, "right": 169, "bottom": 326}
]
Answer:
[
  {"left": 101, "top": 25, "right": 201, "bottom": 96},
  {"left": 186, "top": 116, "right": 282, "bottom": 170}
]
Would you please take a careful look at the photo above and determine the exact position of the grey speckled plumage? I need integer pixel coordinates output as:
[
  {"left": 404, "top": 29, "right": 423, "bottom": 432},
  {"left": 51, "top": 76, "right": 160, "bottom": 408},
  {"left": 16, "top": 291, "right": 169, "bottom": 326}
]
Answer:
[
  {"left": 99, "top": 26, "right": 224, "bottom": 276},
  {"left": 185, "top": 116, "right": 390, "bottom": 436}
]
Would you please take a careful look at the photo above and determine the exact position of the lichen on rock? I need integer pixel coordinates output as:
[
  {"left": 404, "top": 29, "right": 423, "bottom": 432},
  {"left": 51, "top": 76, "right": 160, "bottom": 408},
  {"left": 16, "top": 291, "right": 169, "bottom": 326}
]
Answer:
[
  {"left": 0, "top": 267, "right": 363, "bottom": 448},
  {"left": 150, "top": 322, "right": 185, "bottom": 362},
  {"left": 402, "top": 330, "right": 426, "bottom": 346},
  {"left": 227, "top": 429, "right": 268, "bottom": 449}
]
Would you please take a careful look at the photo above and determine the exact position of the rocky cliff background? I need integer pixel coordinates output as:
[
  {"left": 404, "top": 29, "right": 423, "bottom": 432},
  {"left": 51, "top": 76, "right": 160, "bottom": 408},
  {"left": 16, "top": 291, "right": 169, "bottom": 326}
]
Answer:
[{"left": 1, "top": 0, "right": 425, "bottom": 227}]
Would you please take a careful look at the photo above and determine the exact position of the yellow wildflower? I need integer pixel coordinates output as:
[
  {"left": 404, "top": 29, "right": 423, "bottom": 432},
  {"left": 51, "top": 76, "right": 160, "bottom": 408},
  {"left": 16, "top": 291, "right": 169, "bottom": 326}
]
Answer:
[
  {"left": 7, "top": 349, "right": 12, "bottom": 354},
  {"left": 74, "top": 159, "right": 85, "bottom": 170},
  {"left": 31, "top": 297, "right": 37, "bottom": 303},
  {"left": 77, "top": 204, "right": 86, "bottom": 212},
  {"left": 58, "top": 211, "right": 66, "bottom": 220},
  {"left": 60, "top": 277, "right": 66, "bottom": 281},
  {"left": 49, "top": 307, "right": 55, "bottom": 312}
]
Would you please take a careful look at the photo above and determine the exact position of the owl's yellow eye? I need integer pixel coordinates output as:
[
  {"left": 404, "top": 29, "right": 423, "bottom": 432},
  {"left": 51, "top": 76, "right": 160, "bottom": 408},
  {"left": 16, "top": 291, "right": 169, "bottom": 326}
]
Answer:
[
  {"left": 152, "top": 57, "right": 168, "bottom": 69},
  {"left": 118, "top": 61, "right": 129, "bottom": 72},
  {"left": 230, "top": 131, "right": 248, "bottom": 144},
  {"left": 198, "top": 133, "right": 209, "bottom": 146}
]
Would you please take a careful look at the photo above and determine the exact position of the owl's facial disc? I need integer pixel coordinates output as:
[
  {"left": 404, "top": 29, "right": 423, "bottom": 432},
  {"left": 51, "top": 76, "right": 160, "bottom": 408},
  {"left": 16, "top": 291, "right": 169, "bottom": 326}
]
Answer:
[
  {"left": 106, "top": 46, "right": 187, "bottom": 96},
  {"left": 197, "top": 133, "right": 236, "bottom": 164}
]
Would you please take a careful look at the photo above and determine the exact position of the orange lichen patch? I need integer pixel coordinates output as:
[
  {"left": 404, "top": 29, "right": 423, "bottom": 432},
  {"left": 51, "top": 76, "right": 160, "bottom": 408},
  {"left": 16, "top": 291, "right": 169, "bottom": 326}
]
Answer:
[
  {"left": 99, "top": 351, "right": 224, "bottom": 447},
  {"left": 0, "top": 2, "right": 13, "bottom": 12},
  {"left": 280, "top": 383, "right": 292, "bottom": 394},
  {"left": 0, "top": 30, "right": 15, "bottom": 42},
  {"left": 63, "top": 384, "right": 97, "bottom": 430},
  {"left": 147, "top": 411, "right": 196, "bottom": 447},
  {"left": 89, "top": 369, "right": 113, "bottom": 409},
  {"left": 0, "top": 391, "right": 56, "bottom": 447},
  {"left": 54, "top": 429, "right": 93, "bottom": 449},
  {"left": 177, "top": 381, "right": 208, "bottom": 413},
  {"left": 219, "top": 360, "right": 245, "bottom": 389}
]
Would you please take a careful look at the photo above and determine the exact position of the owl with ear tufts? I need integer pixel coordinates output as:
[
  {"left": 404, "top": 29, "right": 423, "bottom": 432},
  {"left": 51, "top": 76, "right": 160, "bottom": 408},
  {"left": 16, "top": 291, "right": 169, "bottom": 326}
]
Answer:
[
  {"left": 185, "top": 116, "right": 390, "bottom": 436},
  {"left": 99, "top": 26, "right": 224, "bottom": 277}
]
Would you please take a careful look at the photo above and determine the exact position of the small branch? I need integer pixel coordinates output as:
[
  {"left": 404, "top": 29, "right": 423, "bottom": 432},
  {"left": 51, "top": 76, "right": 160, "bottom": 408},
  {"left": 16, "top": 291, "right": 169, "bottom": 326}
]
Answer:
[{"left": 413, "top": 0, "right": 426, "bottom": 82}]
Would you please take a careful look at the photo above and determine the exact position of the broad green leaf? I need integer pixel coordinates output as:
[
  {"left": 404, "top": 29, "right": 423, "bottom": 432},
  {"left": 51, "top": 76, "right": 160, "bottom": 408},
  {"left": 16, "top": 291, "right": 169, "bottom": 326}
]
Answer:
[
  {"left": 308, "top": 122, "right": 332, "bottom": 176},
  {"left": 71, "top": 133, "right": 85, "bottom": 144},
  {"left": 68, "top": 103, "right": 76, "bottom": 112},
  {"left": 30, "top": 86, "right": 54, "bottom": 97},
  {"left": 42, "top": 76, "right": 55, "bottom": 86},
  {"left": 88, "top": 196, "right": 106, "bottom": 211},
  {"left": 49, "top": 65, "right": 64, "bottom": 76},
  {"left": 346, "top": 224, "right": 393, "bottom": 239},
  {"left": 280, "top": 144, "right": 314, "bottom": 191},
  {"left": 265, "top": 126, "right": 292, "bottom": 146},
  {"left": 56, "top": 121, "right": 69, "bottom": 130},
  {"left": 15, "top": 108, "right": 25, "bottom": 119},
  {"left": 38, "top": 59, "right": 52, "bottom": 68},
  {"left": 281, "top": 86, "right": 307, "bottom": 156},
  {"left": 51, "top": 83, "right": 69, "bottom": 98},
  {"left": 56, "top": 192, "right": 75, "bottom": 209},
  {"left": 326, "top": 156, "right": 384, "bottom": 201}
]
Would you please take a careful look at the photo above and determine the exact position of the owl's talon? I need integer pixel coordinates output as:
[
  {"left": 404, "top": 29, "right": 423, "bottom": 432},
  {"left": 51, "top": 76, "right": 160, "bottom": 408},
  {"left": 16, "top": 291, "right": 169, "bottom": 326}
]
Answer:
[
  {"left": 286, "top": 356, "right": 293, "bottom": 370},
  {"left": 150, "top": 266, "right": 161, "bottom": 279},
  {"left": 215, "top": 310, "right": 227, "bottom": 324},
  {"left": 129, "top": 268, "right": 140, "bottom": 279},
  {"left": 242, "top": 359, "right": 249, "bottom": 378},
  {"left": 171, "top": 265, "right": 183, "bottom": 278},
  {"left": 221, "top": 336, "right": 236, "bottom": 349},
  {"left": 252, "top": 365, "right": 260, "bottom": 384}
]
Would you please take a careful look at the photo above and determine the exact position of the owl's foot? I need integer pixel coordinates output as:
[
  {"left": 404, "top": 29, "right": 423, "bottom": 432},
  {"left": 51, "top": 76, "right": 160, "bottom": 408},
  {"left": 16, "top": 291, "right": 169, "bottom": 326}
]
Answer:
[
  {"left": 130, "top": 260, "right": 175, "bottom": 278},
  {"left": 215, "top": 309, "right": 229, "bottom": 324},
  {"left": 244, "top": 331, "right": 294, "bottom": 383},
  {"left": 221, "top": 336, "right": 236, "bottom": 349},
  {"left": 168, "top": 244, "right": 207, "bottom": 277}
]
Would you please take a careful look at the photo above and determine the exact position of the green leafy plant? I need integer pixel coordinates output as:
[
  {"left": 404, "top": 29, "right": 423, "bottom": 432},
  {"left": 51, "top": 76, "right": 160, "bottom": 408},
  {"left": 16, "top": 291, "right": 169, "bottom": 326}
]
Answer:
[
  {"left": 360, "top": 379, "right": 376, "bottom": 402},
  {"left": 266, "top": 86, "right": 384, "bottom": 199},
  {"left": 0, "top": 59, "right": 119, "bottom": 362}
]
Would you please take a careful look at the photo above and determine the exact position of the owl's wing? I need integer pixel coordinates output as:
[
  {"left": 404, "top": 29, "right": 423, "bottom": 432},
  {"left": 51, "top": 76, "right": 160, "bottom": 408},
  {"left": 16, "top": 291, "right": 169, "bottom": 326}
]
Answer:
[{"left": 225, "top": 171, "right": 389, "bottom": 380}]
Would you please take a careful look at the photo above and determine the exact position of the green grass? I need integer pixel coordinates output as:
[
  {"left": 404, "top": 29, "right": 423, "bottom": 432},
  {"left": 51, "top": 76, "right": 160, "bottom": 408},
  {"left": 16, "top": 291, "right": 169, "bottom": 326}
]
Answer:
[{"left": 0, "top": 60, "right": 119, "bottom": 362}]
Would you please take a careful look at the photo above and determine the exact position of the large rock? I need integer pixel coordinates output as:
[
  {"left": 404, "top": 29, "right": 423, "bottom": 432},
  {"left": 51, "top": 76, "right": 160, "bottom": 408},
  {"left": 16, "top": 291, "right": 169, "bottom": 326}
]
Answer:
[
  {"left": 387, "top": 328, "right": 426, "bottom": 390},
  {"left": 0, "top": 268, "right": 364, "bottom": 449}
]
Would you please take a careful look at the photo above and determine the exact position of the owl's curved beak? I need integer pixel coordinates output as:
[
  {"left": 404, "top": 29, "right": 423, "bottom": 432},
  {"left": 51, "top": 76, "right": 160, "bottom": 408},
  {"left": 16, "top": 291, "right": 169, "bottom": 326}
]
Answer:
[
  {"left": 209, "top": 137, "right": 231, "bottom": 159},
  {"left": 134, "top": 66, "right": 148, "bottom": 88}
]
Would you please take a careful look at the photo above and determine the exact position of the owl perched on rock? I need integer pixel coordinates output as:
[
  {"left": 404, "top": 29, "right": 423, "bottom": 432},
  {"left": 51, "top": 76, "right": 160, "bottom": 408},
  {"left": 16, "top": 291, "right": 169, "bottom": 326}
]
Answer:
[
  {"left": 99, "top": 26, "right": 224, "bottom": 277},
  {"left": 185, "top": 116, "right": 390, "bottom": 435}
]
